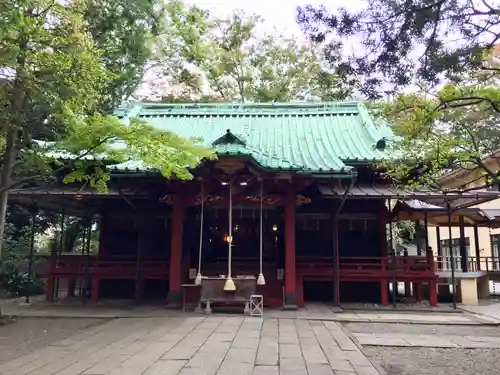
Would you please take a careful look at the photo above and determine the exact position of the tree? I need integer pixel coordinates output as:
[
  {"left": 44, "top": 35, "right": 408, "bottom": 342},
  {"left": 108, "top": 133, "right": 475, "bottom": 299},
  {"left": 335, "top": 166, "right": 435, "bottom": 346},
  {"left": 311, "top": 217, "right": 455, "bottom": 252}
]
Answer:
[
  {"left": 141, "top": 1, "right": 353, "bottom": 102},
  {"left": 0, "top": 0, "right": 110, "bottom": 259},
  {"left": 377, "top": 80, "right": 500, "bottom": 189},
  {"left": 297, "top": 1, "right": 500, "bottom": 187},
  {"left": 297, "top": 0, "right": 500, "bottom": 99},
  {"left": 0, "top": 1, "right": 214, "bottom": 261},
  {"left": 84, "top": 0, "right": 164, "bottom": 112}
]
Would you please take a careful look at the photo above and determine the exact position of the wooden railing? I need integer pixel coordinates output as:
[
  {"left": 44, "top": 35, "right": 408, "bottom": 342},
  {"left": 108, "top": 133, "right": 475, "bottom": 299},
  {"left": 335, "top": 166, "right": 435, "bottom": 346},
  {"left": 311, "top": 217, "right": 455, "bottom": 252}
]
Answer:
[
  {"left": 51, "top": 255, "right": 169, "bottom": 279},
  {"left": 296, "top": 255, "right": 435, "bottom": 281},
  {"left": 435, "top": 256, "right": 500, "bottom": 272}
]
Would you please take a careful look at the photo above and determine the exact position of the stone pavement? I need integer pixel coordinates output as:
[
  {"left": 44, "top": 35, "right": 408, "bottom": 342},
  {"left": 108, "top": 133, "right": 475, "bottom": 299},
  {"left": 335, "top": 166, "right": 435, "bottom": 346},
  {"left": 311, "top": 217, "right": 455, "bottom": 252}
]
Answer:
[
  {"left": 2, "top": 299, "right": 491, "bottom": 326},
  {"left": 459, "top": 300, "right": 500, "bottom": 324},
  {"left": 0, "top": 316, "right": 383, "bottom": 375},
  {"left": 351, "top": 331, "right": 500, "bottom": 349}
]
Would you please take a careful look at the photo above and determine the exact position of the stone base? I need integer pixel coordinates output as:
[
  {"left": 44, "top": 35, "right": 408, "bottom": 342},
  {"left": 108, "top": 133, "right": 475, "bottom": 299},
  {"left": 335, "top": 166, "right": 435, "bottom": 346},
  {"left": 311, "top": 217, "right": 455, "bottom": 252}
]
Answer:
[
  {"left": 283, "top": 292, "right": 297, "bottom": 310},
  {"left": 166, "top": 290, "right": 182, "bottom": 309},
  {"left": 459, "top": 278, "right": 480, "bottom": 306}
]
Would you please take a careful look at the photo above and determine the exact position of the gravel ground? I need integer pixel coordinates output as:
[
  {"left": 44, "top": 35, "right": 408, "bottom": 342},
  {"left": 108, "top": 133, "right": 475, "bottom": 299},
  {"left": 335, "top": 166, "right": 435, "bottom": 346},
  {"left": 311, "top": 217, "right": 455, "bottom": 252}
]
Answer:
[
  {"left": 344, "top": 322, "right": 500, "bottom": 375},
  {"left": 342, "top": 322, "right": 500, "bottom": 337},
  {"left": 0, "top": 318, "right": 106, "bottom": 362},
  {"left": 364, "top": 346, "right": 500, "bottom": 375}
]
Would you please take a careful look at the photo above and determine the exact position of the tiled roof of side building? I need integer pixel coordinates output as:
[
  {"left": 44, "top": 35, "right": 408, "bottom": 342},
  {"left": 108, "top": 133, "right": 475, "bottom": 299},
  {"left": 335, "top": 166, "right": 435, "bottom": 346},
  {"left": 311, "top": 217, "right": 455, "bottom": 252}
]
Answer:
[{"left": 112, "top": 101, "right": 395, "bottom": 174}]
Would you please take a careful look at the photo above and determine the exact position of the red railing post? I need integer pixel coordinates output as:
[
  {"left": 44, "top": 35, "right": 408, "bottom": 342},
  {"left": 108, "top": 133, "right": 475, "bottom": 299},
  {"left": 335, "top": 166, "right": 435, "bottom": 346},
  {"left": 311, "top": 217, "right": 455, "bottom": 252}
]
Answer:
[{"left": 380, "top": 280, "right": 389, "bottom": 306}]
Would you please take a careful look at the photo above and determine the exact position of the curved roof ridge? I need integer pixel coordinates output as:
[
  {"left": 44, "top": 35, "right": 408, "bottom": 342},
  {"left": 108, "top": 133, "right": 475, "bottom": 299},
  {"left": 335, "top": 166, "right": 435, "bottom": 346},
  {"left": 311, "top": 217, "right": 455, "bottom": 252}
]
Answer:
[
  {"left": 121, "top": 101, "right": 365, "bottom": 117},
  {"left": 111, "top": 100, "right": 395, "bottom": 174}
]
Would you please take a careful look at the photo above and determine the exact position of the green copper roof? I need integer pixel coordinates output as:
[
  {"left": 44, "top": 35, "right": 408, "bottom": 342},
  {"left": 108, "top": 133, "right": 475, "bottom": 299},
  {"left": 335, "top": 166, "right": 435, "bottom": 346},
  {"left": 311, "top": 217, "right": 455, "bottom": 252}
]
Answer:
[{"left": 114, "top": 101, "right": 394, "bottom": 174}]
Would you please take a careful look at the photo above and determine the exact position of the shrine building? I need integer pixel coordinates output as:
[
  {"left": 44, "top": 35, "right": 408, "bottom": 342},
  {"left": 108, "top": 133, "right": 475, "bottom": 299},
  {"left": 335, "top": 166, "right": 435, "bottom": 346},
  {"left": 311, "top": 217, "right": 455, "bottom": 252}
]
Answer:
[{"left": 9, "top": 102, "right": 498, "bottom": 309}]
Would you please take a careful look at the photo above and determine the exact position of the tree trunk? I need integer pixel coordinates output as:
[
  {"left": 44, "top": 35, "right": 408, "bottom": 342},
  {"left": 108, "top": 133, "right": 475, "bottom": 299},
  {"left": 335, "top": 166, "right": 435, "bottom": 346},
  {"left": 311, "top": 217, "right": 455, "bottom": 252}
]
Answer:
[
  {"left": 0, "top": 34, "right": 28, "bottom": 261},
  {"left": 0, "top": 130, "right": 17, "bottom": 319},
  {"left": 0, "top": 130, "right": 17, "bottom": 261}
]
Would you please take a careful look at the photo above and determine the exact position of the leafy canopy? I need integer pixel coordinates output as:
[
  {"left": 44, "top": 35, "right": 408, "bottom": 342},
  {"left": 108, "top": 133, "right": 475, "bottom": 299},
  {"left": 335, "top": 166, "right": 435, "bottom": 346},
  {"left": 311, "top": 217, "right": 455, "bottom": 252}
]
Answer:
[
  {"left": 142, "top": 1, "right": 353, "bottom": 103},
  {"left": 85, "top": 0, "right": 164, "bottom": 112},
  {"left": 53, "top": 115, "right": 214, "bottom": 192},
  {"left": 0, "top": 0, "right": 214, "bottom": 196},
  {"left": 297, "top": 0, "right": 500, "bottom": 99},
  {"left": 377, "top": 58, "right": 500, "bottom": 188},
  {"left": 298, "top": 0, "right": 500, "bottom": 187}
]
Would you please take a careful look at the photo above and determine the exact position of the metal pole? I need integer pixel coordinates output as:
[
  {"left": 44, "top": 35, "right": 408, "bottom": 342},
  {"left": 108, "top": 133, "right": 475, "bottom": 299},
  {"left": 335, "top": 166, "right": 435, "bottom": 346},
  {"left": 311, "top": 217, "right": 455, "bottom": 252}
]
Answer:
[
  {"left": 447, "top": 203, "right": 457, "bottom": 309},
  {"left": 388, "top": 199, "right": 396, "bottom": 307},
  {"left": 459, "top": 216, "right": 467, "bottom": 272},
  {"left": 25, "top": 209, "right": 36, "bottom": 304},
  {"left": 473, "top": 224, "right": 481, "bottom": 271}
]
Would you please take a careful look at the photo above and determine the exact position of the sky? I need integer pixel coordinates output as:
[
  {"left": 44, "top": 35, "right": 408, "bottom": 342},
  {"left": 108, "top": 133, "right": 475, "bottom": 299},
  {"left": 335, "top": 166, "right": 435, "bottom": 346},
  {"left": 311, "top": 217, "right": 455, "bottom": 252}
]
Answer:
[
  {"left": 184, "top": 0, "right": 364, "bottom": 38},
  {"left": 136, "top": 0, "right": 366, "bottom": 99}
]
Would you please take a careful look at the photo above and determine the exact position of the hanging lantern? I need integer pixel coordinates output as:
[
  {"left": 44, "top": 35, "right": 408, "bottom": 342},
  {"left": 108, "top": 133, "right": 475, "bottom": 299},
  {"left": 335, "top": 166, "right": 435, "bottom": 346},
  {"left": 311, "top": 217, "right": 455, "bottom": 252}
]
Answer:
[{"left": 224, "top": 181, "right": 236, "bottom": 291}]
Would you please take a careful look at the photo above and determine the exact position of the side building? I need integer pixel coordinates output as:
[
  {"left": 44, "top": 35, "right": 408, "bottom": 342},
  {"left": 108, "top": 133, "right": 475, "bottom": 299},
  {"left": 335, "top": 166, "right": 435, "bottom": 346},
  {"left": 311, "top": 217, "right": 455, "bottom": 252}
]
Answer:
[{"left": 428, "top": 150, "right": 500, "bottom": 273}]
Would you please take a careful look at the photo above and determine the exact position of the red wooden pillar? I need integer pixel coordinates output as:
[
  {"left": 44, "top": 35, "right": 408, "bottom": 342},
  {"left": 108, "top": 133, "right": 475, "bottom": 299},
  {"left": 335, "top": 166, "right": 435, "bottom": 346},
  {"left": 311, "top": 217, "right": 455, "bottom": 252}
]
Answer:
[
  {"left": 380, "top": 280, "right": 389, "bottom": 306},
  {"left": 91, "top": 277, "right": 99, "bottom": 303},
  {"left": 429, "top": 279, "right": 438, "bottom": 306},
  {"left": 284, "top": 186, "right": 297, "bottom": 309},
  {"left": 45, "top": 250, "right": 56, "bottom": 302},
  {"left": 167, "top": 195, "right": 185, "bottom": 307}
]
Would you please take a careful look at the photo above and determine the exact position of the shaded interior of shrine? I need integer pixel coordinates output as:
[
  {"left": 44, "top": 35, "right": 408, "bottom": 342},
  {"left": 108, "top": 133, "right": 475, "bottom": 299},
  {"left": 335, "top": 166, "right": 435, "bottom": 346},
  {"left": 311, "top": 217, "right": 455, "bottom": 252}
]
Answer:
[
  {"left": 48, "top": 196, "right": 388, "bottom": 304},
  {"left": 11, "top": 157, "right": 454, "bottom": 308}
]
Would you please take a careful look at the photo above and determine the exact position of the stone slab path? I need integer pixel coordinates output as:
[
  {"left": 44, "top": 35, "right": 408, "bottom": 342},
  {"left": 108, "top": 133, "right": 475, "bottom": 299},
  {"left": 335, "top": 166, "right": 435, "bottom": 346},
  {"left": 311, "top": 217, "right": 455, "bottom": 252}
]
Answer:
[
  {"left": 352, "top": 332, "right": 500, "bottom": 349},
  {"left": 2, "top": 299, "right": 490, "bottom": 326},
  {"left": 0, "top": 317, "right": 383, "bottom": 375}
]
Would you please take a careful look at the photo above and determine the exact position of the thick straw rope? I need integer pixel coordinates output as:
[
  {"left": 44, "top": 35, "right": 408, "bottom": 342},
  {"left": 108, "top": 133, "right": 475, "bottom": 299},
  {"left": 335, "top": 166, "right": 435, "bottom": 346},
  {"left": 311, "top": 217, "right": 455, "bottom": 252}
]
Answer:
[
  {"left": 228, "top": 182, "right": 233, "bottom": 278},
  {"left": 224, "top": 182, "right": 236, "bottom": 290},
  {"left": 195, "top": 185, "right": 205, "bottom": 284},
  {"left": 257, "top": 181, "right": 266, "bottom": 285}
]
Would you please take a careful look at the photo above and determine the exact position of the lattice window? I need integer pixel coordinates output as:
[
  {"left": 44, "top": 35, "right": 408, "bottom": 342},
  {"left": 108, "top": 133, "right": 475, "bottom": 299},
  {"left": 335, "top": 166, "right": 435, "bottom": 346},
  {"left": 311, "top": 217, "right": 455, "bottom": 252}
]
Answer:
[{"left": 490, "top": 235, "right": 500, "bottom": 259}]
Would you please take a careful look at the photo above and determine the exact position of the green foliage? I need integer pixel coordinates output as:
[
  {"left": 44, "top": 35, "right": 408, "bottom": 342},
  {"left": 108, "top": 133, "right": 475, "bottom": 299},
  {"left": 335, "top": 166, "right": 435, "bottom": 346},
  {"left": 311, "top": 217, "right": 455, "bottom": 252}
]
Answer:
[
  {"left": 298, "top": 0, "right": 500, "bottom": 187},
  {"left": 377, "top": 65, "right": 500, "bottom": 187},
  {"left": 45, "top": 114, "right": 215, "bottom": 192},
  {"left": 42, "top": 215, "right": 100, "bottom": 255},
  {"left": 84, "top": 0, "right": 164, "bottom": 112},
  {"left": 149, "top": 1, "right": 353, "bottom": 103},
  {"left": 297, "top": 0, "right": 500, "bottom": 99},
  {"left": 0, "top": 0, "right": 110, "bottom": 190},
  {"left": 394, "top": 221, "right": 416, "bottom": 252},
  {"left": 0, "top": 1, "right": 214, "bottom": 194},
  {"left": 0, "top": 1, "right": 215, "bottom": 271},
  {"left": 0, "top": 220, "right": 44, "bottom": 297}
]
